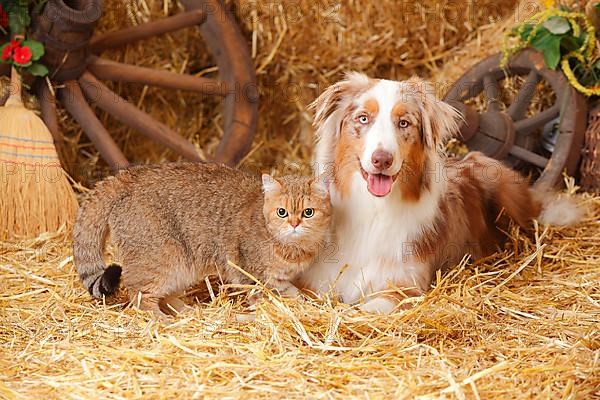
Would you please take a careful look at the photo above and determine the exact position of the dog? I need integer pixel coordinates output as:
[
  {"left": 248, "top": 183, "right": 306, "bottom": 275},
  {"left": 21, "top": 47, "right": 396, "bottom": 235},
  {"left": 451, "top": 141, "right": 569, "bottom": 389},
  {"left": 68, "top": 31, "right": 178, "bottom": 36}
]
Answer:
[{"left": 298, "top": 72, "right": 583, "bottom": 314}]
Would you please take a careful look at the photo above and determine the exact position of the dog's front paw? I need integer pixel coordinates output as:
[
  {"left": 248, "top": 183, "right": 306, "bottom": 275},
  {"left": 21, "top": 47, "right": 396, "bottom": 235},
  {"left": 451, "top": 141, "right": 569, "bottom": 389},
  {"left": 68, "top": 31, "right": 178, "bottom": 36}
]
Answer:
[
  {"left": 279, "top": 284, "right": 301, "bottom": 299},
  {"left": 359, "top": 297, "right": 397, "bottom": 314},
  {"left": 235, "top": 312, "right": 256, "bottom": 322},
  {"left": 269, "top": 279, "right": 302, "bottom": 299}
]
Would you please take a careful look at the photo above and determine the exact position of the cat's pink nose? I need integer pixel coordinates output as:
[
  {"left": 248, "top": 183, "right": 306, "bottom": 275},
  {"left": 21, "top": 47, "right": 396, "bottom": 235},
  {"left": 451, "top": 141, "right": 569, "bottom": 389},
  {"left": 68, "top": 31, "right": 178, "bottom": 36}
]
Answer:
[{"left": 290, "top": 221, "right": 300, "bottom": 228}]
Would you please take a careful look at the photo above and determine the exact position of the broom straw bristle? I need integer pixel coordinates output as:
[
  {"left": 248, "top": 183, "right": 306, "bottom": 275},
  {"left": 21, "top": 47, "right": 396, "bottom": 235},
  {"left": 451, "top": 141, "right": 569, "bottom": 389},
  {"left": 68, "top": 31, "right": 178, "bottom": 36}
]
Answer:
[{"left": 0, "top": 65, "right": 78, "bottom": 239}]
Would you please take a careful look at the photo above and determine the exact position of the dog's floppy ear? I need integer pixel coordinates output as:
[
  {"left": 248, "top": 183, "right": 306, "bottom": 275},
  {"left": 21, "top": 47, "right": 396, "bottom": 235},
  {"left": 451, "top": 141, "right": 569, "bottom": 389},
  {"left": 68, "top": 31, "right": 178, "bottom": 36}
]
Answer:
[
  {"left": 309, "top": 72, "right": 371, "bottom": 137},
  {"left": 310, "top": 72, "right": 372, "bottom": 177},
  {"left": 407, "top": 77, "right": 462, "bottom": 149},
  {"left": 311, "top": 173, "right": 330, "bottom": 197}
]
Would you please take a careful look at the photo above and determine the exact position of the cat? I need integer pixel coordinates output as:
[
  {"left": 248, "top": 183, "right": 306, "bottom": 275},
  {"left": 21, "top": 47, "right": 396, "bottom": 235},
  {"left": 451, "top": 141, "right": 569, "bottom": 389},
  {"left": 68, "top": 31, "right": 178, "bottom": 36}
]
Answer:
[{"left": 73, "top": 162, "right": 331, "bottom": 316}]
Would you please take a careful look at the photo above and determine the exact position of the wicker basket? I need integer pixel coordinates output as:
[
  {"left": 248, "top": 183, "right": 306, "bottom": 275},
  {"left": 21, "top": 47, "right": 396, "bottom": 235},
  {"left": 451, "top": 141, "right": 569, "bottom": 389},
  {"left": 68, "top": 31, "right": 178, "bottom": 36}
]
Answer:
[{"left": 580, "top": 101, "right": 600, "bottom": 193}]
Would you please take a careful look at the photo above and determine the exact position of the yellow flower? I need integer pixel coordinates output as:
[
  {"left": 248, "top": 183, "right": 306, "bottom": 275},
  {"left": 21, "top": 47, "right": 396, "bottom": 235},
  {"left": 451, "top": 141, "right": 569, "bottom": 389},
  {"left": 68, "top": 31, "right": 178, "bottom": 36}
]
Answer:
[
  {"left": 543, "top": 0, "right": 554, "bottom": 8},
  {"left": 562, "top": 54, "right": 600, "bottom": 97}
]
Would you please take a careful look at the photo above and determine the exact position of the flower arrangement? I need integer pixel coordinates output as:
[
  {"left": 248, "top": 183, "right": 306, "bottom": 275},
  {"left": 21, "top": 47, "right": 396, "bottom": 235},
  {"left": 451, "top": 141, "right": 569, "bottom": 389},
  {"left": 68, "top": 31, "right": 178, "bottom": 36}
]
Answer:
[
  {"left": 502, "top": 1, "right": 600, "bottom": 96},
  {"left": 0, "top": 0, "right": 48, "bottom": 77}
]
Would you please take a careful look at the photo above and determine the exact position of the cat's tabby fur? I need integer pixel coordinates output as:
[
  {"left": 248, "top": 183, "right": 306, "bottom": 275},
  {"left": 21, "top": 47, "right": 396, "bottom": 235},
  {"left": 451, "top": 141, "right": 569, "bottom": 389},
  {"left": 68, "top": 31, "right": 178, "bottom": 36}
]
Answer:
[{"left": 73, "top": 162, "right": 331, "bottom": 316}]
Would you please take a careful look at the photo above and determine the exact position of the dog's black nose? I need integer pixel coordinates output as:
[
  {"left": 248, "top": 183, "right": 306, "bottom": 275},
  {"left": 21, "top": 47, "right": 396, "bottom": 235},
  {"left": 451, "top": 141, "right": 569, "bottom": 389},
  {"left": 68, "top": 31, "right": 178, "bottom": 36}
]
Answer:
[{"left": 371, "top": 150, "right": 393, "bottom": 170}]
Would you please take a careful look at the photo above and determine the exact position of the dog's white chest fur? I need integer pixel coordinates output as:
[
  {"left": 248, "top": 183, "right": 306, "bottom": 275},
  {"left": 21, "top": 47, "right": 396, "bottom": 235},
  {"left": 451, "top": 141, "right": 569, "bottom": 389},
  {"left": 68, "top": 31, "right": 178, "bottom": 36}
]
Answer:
[{"left": 301, "top": 173, "right": 440, "bottom": 303}]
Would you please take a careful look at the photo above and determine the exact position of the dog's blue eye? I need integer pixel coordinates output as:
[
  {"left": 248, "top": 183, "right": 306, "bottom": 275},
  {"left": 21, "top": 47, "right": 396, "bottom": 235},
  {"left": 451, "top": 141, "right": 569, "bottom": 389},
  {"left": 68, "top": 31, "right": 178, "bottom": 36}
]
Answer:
[
  {"left": 302, "top": 208, "right": 314, "bottom": 218},
  {"left": 358, "top": 115, "right": 369, "bottom": 124},
  {"left": 276, "top": 208, "right": 288, "bottom": 218},
  {"left": 398, "top": 119, "right": 410, "bottom": 128}
]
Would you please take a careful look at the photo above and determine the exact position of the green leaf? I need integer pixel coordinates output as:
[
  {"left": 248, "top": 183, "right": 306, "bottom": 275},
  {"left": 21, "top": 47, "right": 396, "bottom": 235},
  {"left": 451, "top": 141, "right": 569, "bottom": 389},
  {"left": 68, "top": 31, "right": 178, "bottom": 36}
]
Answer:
[
  {"left": 518, "top": 23, "right": 534, "bottom": 40},
  {"left": 542, "top": 42, "right": 561, "bottom": 69},
  {"left": 530, "top": 29, "right": 562, "bottom": 69},
  {"left": 560, "top": 35, "right": 583, "bottom": 53},
  {"left": 33, "top": 0, "right": 48, "bottom": 16},
  {"left": 529, "top": 28, "right": 551, "bottom": 46},
  {"left": 22, "top": 39, "right": 44, "bottom": 60},
  {"left": 27, "top": 62, "right": 48, "bottom": 77},
  {"left": 542, "top": 16, "right": 571, "bottom": 35},
  {"left": 0, "top": 42, "right": 10, "bottom": 63},
  {"left": 8, "top": 6, "right": 30, "bottom": 34}
]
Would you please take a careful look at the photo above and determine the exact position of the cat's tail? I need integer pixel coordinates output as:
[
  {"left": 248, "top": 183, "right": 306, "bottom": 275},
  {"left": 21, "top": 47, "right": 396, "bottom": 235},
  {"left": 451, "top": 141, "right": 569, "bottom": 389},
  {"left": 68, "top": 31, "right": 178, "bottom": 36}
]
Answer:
[{"left": 73, "top": 175, "right": 124, "bottom": 298}]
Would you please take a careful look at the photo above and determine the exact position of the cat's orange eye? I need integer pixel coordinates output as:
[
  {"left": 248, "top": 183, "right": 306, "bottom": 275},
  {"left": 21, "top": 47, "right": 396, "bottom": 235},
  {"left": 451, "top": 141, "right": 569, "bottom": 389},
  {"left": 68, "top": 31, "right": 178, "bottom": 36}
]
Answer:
[
  {"left": 302, "top": 208, "right": 315, "bottom": 218},
  {"left": 276, "top": 208, "right": 288, "bottom": 218}
]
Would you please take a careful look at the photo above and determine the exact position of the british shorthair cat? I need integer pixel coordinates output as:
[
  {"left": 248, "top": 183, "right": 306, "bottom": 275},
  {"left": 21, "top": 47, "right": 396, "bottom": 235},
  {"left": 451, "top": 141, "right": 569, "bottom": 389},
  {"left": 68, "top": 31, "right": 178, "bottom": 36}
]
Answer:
[{"left": 73, "top": 162, "right": 331, "bottom": 316}]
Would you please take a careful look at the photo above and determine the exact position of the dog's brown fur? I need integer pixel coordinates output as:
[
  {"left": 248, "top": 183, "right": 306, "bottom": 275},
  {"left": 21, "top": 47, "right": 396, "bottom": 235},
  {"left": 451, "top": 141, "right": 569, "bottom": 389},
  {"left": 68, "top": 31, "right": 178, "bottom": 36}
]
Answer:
[
  {"left": 302, "top": 73, "right": 581, "bottom": 313},
  {"left": 416, "top": 152, "right": 542, "bottom": 270},
  {"left": 73, "top": 163, "right": 331, "bottom": 316}
]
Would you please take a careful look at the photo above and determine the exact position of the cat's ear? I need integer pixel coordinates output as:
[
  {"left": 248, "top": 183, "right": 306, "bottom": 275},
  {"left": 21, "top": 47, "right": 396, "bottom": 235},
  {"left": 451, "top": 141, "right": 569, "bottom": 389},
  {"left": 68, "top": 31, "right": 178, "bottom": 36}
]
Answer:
[
  {"left": 312, "top": 173, "right": 330, "bottom": 197},
  {"left": 262, "top": 174, "right": 281, "bottom": 194}
]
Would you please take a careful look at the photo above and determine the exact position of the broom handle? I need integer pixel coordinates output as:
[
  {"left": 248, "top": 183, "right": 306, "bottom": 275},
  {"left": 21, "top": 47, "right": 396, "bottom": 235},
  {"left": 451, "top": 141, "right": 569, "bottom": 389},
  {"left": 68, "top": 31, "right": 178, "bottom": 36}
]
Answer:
[
  {"left": 7, "top": 66, "right": 23, "bottom": 106},
  {"left": 6, "top": 34, "right": 24, "bottom": 106}
]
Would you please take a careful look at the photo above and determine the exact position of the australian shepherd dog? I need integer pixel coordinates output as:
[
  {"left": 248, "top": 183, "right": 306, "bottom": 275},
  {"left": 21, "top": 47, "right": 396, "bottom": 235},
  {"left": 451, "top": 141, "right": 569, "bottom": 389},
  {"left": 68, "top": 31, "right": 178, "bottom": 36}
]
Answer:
[{"left": 299, "top": 72, "right": 583, "bottom": 313}]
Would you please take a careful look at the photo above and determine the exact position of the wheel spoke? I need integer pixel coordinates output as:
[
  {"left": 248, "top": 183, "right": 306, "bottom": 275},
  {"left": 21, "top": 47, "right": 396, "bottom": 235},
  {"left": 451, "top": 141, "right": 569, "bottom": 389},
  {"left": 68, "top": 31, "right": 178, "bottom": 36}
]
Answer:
[
  {"left": 59, "top": 80, "right": 129, "bottom": 171},
  {"left": 79, "top": 72, "right": 202, "bottom": 162},
  {"left": 88, "top": 56, "right": 229, "bottom": 96},
  {"left": 507, "top": 70, "right": 539, "bottom": 120},
  {"left": 509, "top": 146, "right": 549, "bottom": 168},
  {"left": 183, "top": 0, "right": 258, "bottom": 165},
  {"left": 36, "top": 81, "right": 61, "bottom": 144},
  {"left": 514, "top": 103, "right": 560, "bottom": 136},
  {"left": 483, "top": 74, "right": 502, "bottom": 112},
  {"left": 90, "top": 10, "right": 206, "bottom": 53}
]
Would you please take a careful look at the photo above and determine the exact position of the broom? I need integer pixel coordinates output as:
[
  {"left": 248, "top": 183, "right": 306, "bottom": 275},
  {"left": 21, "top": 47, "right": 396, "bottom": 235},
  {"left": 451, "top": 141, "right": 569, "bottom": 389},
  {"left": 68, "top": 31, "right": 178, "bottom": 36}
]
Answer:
[{"left": 0, "top": 65, "right": 78, "bottom": 239}]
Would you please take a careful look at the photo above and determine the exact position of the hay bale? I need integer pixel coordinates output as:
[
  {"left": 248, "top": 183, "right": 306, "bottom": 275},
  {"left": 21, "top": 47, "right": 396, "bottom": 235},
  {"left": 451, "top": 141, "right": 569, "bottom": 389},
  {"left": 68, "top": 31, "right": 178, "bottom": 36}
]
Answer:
[
  {"left": 59, "top": 0, "right": 523, "bottom": 184},
  {"left": 2, "top": 1, "right": 599, "bottom": 398},
  {"left": 0, "top": 196, "right": 599, "bottom": 397}
]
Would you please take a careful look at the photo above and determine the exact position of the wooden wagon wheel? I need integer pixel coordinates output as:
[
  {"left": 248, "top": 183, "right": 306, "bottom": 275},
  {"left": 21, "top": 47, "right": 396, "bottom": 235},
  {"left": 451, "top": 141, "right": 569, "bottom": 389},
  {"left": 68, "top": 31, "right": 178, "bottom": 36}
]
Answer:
[
  {"left": 22, "top": 0, "right": 258, "bottom": 170},
  {"left": 443, "top": 49, "right": 587, "bottom": 190}
]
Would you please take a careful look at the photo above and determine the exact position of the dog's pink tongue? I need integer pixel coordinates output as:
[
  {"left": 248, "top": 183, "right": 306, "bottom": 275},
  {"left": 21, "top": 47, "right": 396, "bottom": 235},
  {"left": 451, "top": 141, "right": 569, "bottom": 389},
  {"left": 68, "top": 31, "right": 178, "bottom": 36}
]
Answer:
[{"left": 367, "top": 173, "right": 393, "bottom": 197}]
